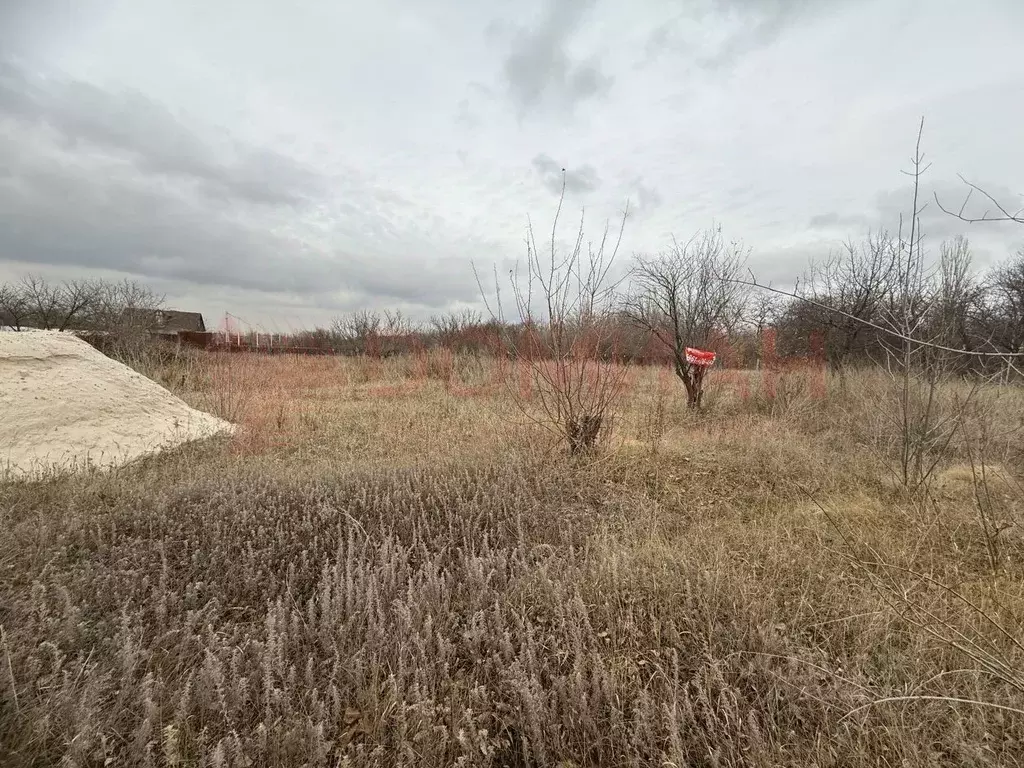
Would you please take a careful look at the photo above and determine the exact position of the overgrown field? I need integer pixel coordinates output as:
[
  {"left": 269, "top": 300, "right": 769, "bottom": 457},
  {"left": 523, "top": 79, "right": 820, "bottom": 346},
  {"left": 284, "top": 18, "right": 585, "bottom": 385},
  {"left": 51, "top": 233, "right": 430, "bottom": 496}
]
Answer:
[{"left": 2, "top": 351, "right": 1023, "bottom": 767}]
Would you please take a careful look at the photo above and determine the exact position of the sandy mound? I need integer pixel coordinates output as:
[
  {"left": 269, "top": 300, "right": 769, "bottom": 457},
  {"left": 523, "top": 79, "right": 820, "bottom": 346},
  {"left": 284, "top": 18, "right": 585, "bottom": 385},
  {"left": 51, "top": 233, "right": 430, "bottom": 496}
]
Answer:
[{"left": 1, "top": 330, "right": 233, "bottom": 480}]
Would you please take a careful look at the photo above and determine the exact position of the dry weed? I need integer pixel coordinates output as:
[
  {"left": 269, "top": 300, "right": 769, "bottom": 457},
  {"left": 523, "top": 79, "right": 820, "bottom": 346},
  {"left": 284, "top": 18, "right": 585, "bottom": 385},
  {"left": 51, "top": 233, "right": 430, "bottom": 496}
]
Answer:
[{"left": 1, "top": 353, "right": 1022, "bottom": 766}]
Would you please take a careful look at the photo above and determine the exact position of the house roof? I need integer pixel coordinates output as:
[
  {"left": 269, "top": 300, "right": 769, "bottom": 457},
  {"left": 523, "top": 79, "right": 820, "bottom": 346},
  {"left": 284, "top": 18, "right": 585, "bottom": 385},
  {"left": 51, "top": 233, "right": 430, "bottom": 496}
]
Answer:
[
  {"left": 152, "top": 309, "right": 206, "bottom": 333},
  {"left": 122, "top": 308, "right": 206, "bottom": 333}
]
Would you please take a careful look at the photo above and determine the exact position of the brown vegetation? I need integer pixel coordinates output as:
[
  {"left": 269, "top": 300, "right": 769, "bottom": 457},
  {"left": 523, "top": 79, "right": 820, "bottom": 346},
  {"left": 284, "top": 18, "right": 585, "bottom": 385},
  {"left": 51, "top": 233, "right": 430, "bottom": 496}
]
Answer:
[
  {"left": 1, "top": 349, "right": 1022, "bottom": 767},
  {"left": 3, "top": 129, "right": 1023, "bottom": 765}
]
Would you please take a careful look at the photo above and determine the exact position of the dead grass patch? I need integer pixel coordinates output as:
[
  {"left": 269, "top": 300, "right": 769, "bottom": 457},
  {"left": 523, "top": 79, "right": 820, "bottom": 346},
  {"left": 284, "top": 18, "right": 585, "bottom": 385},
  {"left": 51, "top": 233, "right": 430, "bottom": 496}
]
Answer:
[{"left": 1, "top": 353, "right": 1022, "bottom": 766}]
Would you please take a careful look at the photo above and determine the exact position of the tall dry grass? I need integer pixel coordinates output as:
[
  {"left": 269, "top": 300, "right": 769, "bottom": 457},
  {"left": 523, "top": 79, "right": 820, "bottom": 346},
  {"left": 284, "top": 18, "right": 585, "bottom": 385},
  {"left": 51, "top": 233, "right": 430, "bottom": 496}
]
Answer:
[{"left": 1, "top": 351, "right": 1022, "bottom": 766}]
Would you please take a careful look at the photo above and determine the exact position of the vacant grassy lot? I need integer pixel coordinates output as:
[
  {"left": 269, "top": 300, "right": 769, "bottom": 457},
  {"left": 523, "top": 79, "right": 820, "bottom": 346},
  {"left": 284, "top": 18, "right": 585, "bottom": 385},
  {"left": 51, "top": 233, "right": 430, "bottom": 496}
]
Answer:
[{"left": 2, "top": 351, "right": 1022, "bottom": 766}]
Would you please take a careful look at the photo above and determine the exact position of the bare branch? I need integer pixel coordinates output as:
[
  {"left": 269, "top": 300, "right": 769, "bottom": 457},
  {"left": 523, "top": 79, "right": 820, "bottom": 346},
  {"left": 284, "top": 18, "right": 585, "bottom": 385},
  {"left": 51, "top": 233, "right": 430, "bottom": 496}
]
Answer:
[
  {"left": 622, "top": 226, "right": 749, "bottom": 408},
  {"left": 477, "top": 182, "right": 633, "bottom": 454},
  {"left": 935, "top": 174, "right": 1024, "bottom": 225},
  {"left": 729, "top": 275, "right": 1023, "bottom": 358}
]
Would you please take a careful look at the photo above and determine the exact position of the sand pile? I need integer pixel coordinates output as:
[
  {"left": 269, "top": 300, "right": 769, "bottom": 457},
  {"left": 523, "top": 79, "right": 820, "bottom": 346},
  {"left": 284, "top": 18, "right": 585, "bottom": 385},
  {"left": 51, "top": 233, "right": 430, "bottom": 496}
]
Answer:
[{"left": 1, "top": 330, "right": 233, "bottom": 480}]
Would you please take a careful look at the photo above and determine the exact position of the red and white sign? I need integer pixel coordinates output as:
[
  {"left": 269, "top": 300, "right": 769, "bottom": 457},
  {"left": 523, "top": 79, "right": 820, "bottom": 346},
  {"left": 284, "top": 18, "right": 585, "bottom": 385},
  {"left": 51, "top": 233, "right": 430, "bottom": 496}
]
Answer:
[{"left": 685, "top": 347, "right": 717, "bottom": 367}]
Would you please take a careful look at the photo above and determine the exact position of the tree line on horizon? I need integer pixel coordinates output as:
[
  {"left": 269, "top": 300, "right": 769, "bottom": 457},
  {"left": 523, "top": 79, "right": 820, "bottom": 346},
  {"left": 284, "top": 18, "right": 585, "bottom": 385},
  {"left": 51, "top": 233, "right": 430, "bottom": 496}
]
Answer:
[{"left": 1, "top": 230, "right": 1021, "bottom": 372}]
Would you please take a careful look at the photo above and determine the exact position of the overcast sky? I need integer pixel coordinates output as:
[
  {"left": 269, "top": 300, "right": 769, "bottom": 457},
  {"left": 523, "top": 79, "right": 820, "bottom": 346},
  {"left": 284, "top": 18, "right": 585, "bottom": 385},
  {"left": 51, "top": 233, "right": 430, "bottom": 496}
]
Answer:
[{"left": 1, "top": 0, "right": 1023, "bottom": 332}]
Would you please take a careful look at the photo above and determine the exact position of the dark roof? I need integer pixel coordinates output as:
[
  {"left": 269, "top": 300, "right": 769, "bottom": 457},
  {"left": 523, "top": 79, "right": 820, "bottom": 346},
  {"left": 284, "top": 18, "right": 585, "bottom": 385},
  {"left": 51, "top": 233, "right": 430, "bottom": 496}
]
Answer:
[
  {"left": 153, "top": 309, "right": 206, "bottom": 333},
  {"left": 123, "top": 308, "right": 206, "bottom": 333}
]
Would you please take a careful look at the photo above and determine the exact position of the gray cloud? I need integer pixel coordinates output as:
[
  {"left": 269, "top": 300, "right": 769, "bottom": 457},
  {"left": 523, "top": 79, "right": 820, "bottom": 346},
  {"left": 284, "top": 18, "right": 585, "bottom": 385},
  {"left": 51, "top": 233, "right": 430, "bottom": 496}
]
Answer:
[
  {"left": 0, "top": 60, "right": 326, "bottom": 206},
  {"left": 0, "top": 63, "right": 491, "bottom": 313},
  {"left": 0, "top": 0, "right": 74, "bottom": 55},
  {"left": 0, "top": 145, "right": 485, "bottom": 309},
  {"left": 795, "top": 178, "right": 1024, "bottom": 281},
  {"left": 454, "top": 98, "right": 478, "bottom": 129},
  {"left": 502, "top": 0, "right": 612, "bottom": 116},
  {"left": 2, "top": 0, "right": 1022, "bottom": 328},
  {"left": 643, "top": 0, "right": 854, "bottom": 73},
  {"left": 809, "top": 179, "right": 1024, "bottom": 247},
  {"left": 629, "top": 177, "right": 663, "bottom": 213},
  {"left": 642, "top": 20, "right": 675, "bottom": 64},
  {"left": 808, "top": 211, "right": 871, "bottom": 230},
  {"left": 0, "top": 134, "right": 331, "bottom": 293},
  {"left": 531, "top": 153, "right": 601, "bottom": 196},
  {"left": 749, "top": 242, "right": 825, "bottom": 287}
]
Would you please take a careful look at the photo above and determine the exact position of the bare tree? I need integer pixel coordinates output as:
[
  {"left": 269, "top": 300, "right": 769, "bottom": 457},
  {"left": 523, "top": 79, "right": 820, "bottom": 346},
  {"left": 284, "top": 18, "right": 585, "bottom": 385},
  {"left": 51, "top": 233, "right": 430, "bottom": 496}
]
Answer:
[
  {"left": 59, "top": 281, "right": 99, "bottom": 331},
  {"left": 18, "top": 275, "right": 71, "bottom": 330},
  {"left": 383, "top": 309, "right": 414, "bottom": 336},
  {"left": 742, "top": 292, "right": 782, "bottom": 368},
  {"left": 0, "top": 284, "right": 30, "bottom": 330},
  {"left": 933, "top": 153, "right": 1024, "bottom": 372},
  {"left": 87, "top": 279, "right": 166, "bottom": 351},
  {"left": 0, "top": 275, "right": 162, "bottom": 334},
  {"left": 750, "top": 293, "right": 780, "bottom": 338},
  {"left": 930, "top": 235, "right": 984, "bottom": 356},
  {"left": 979, "top": 250, "right": 1024, "bottom": 357},
  {"left": 476, "top": 174, "right": 631, "bottom": 455},
  {"left": 622, "top": 226, "right": 749, "bottom": 408},
  {"left": 793, "top": 232, "right": 901, "bottom": 366}
]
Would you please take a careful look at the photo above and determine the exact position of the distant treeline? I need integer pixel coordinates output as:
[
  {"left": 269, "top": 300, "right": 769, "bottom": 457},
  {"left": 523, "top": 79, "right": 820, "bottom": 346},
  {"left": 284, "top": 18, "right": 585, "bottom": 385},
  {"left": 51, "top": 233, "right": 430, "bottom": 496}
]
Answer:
[{"left": 3, "top": 232, "right": 1022, "bottom": 373}]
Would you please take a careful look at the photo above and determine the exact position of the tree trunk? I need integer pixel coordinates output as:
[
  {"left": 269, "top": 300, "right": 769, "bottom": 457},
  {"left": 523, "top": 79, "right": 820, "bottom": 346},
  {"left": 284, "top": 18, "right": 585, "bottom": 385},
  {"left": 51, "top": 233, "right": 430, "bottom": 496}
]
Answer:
[
  {"left": 690, "top": 365, "right": 706, "bottom": 409},
  {"left": 686, "top": 385, "right": 700, "bottom": 409},
  {"left": 675, "top": 361, "right": 704, "bottom": 409}
]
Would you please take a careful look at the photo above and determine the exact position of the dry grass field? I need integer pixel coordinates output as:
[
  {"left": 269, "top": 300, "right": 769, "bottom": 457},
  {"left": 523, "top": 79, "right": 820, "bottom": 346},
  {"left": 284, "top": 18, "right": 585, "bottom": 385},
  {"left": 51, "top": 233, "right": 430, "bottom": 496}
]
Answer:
[{"left": 2, "top": 350, "right": 1023, "bottom": 766}]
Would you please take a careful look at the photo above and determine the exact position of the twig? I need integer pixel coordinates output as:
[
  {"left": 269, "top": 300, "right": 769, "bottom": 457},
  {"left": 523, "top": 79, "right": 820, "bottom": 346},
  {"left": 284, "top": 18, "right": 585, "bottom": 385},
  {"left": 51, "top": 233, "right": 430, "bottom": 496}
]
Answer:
[
  {"left": 729, "top": 272, "right": 1024, "bottom": 358},
  {"left": 935, "top": 174, "right": 1024, "bottom": 225},
  {"left": 842, "top": 695, "right": 1024, "bottom": 722}
]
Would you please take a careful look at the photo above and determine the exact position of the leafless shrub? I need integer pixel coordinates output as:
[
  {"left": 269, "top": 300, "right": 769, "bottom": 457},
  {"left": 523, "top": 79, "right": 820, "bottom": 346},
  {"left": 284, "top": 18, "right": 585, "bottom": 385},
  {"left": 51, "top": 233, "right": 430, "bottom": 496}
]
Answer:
[
  {"left": 477, "top": 175, "right": 631, "bottom": 456},
  {"left": 809, "top": 489, "right": 1024, "bottom": 733},
  {"left": 331, "top": 309, "right": 383, "bottom": 355},
  {"left": 429, "top": 309, "right": 483, "bottom": 341},
  {"left": 871, "top": 122, "right": 990, "bottom": 491},
  {"left": 382, "top": 309, "right": 414, "bottom": 337}
]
